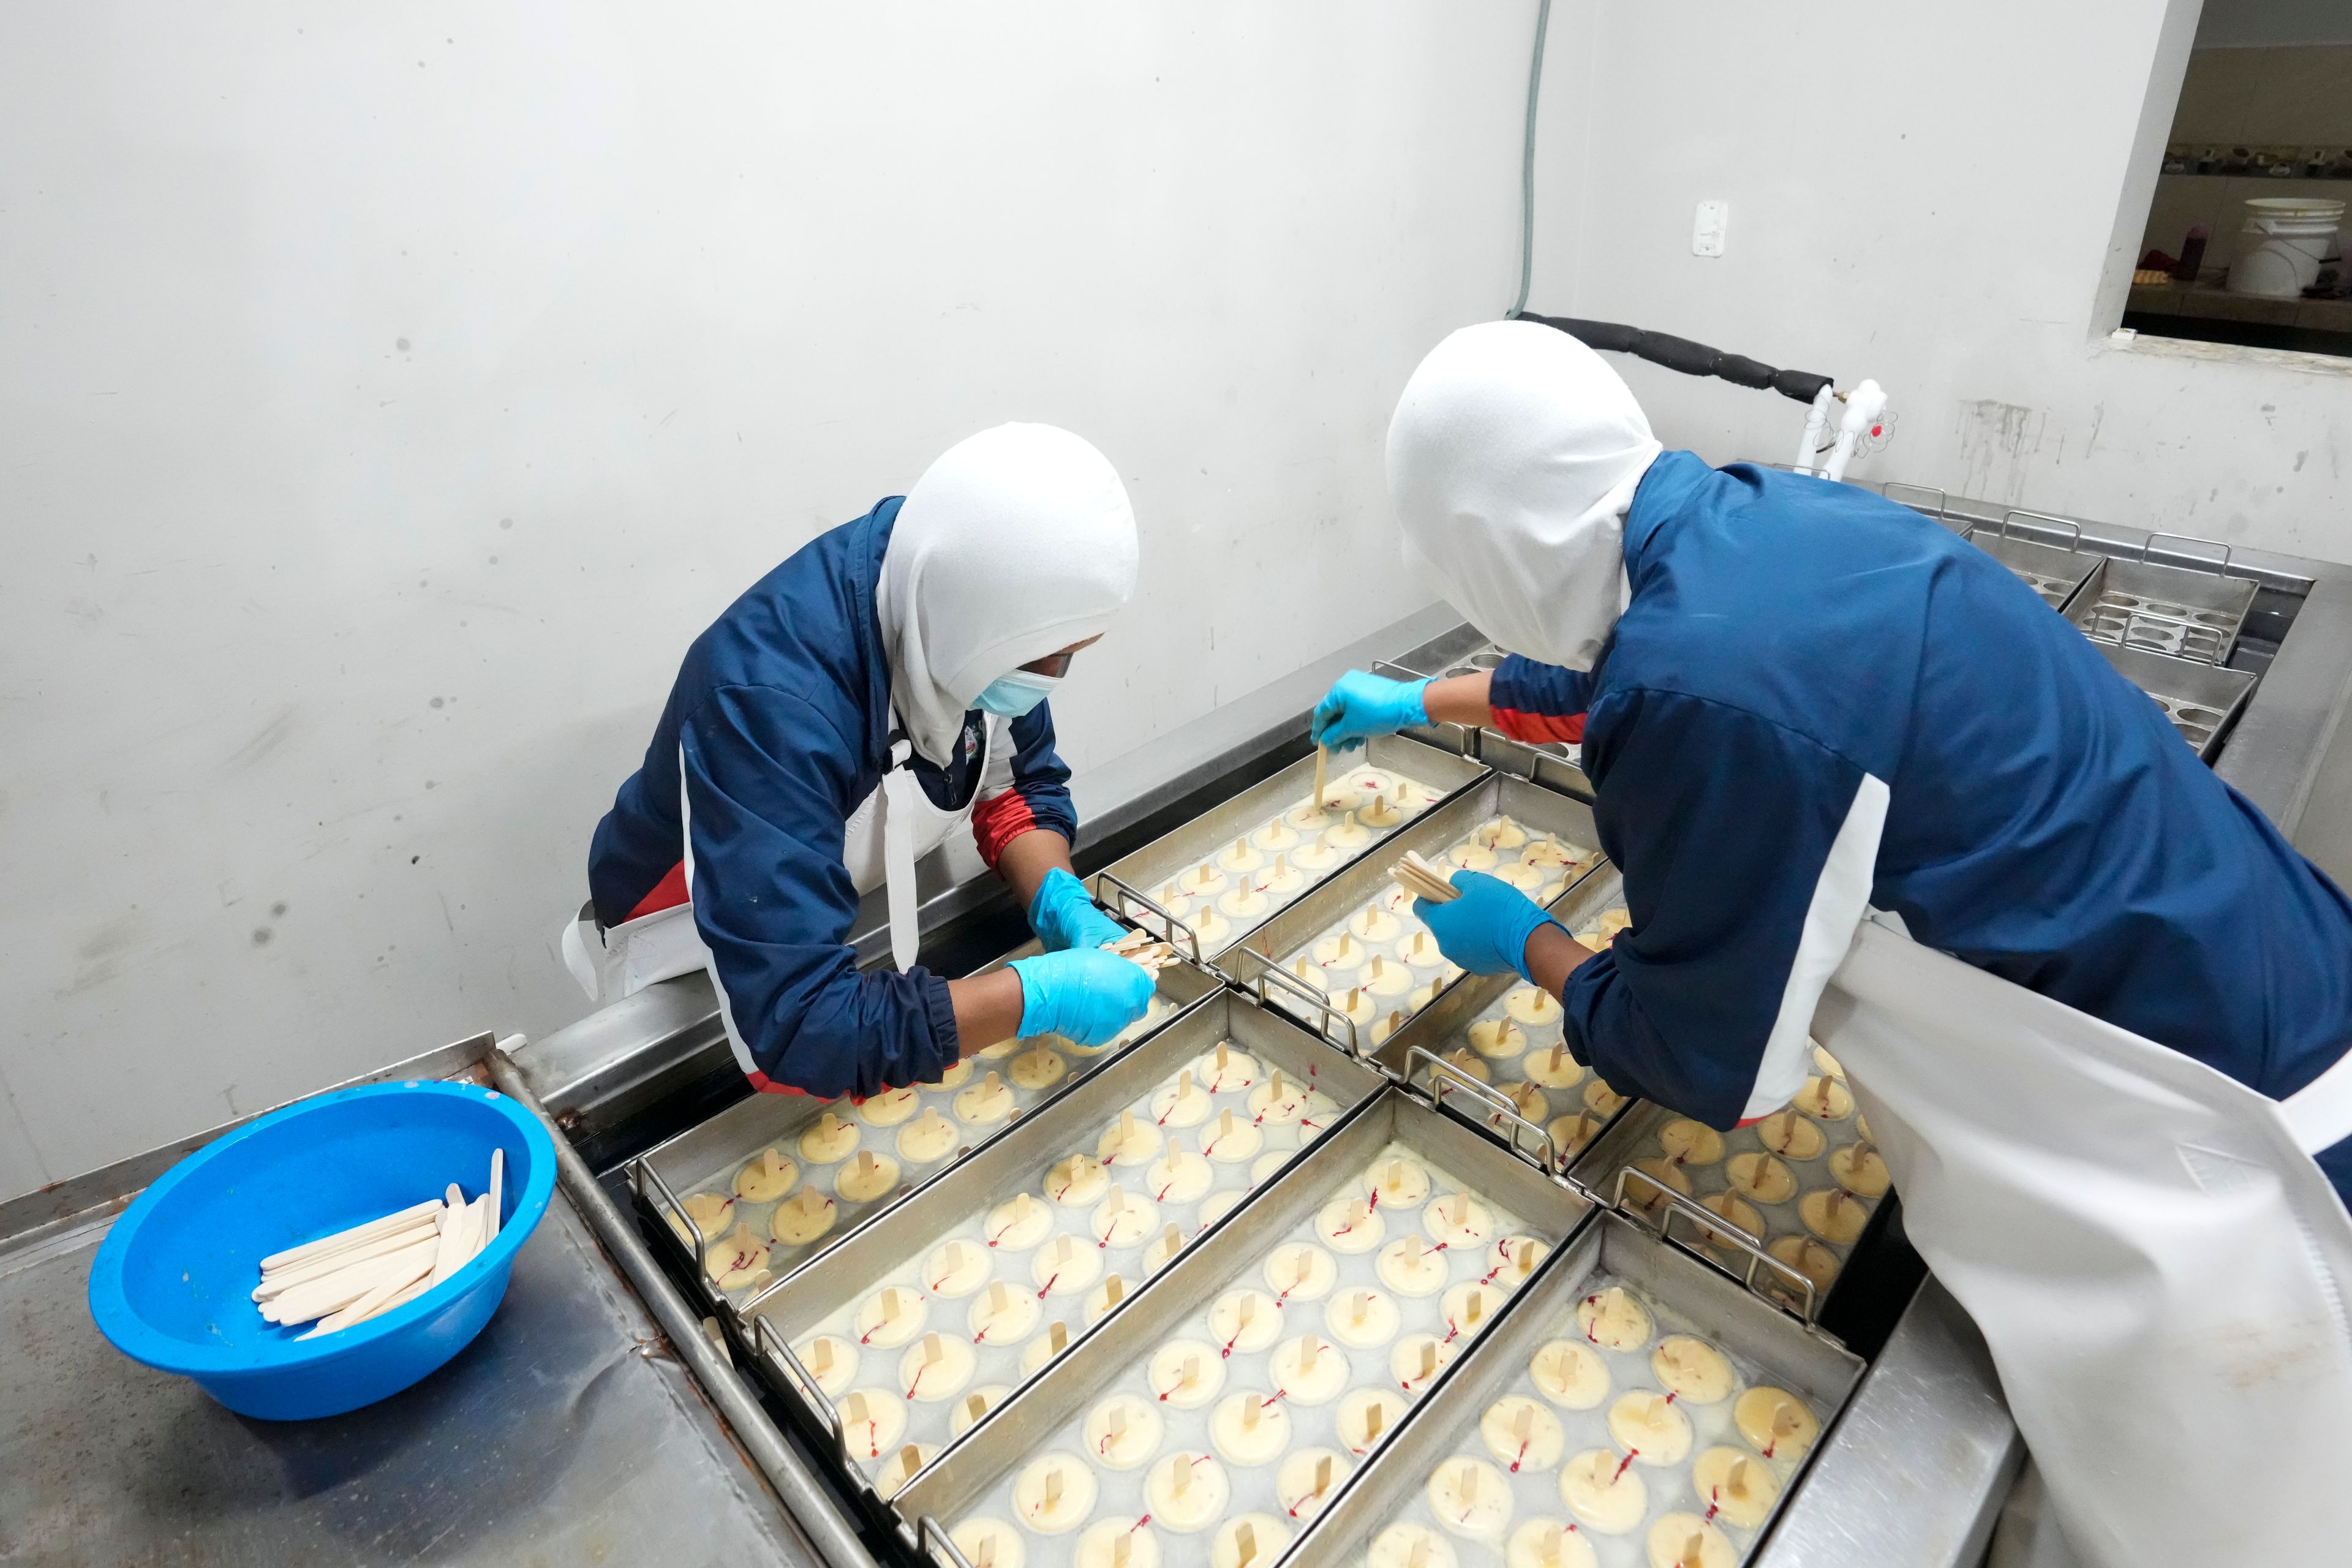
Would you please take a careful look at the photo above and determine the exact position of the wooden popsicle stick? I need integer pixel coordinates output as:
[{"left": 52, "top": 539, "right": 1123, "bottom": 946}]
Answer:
[
  {"left": 1234, "top": 1521, "right": 1258, "bottom": 1567},
  {"left": 268, "top": 1240, "right": 428, "bottom": 1325},
  {"left": 1313, "top": 745, "right": 1328, "bottom": 810},
  {"left": 354, "top": 1261, "right": 439, "bottom": 1324},
  {"left": 298, "top": 1266, "right": 409, "bottom": 1340},
  {"left": 253, "top": 1220, "right": 438, "bottom": 1299},
  {"left": 260, "top": 1198, "right": 445, "bottom": 1272},
  {"left": 487, "top": 1147, "right": 503, "bottom": 1243},
  {"left": 269, "top": 1238, "right": 439, "bottom": 1324}
]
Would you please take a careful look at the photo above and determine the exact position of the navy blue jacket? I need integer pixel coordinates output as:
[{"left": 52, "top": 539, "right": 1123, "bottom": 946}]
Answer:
[
  {"left": 1492, "top": 453, "right": 2352, "bottom": 1198},
  {"left": 586, "top": 500, "right": 1077, "bottom": 1098}
]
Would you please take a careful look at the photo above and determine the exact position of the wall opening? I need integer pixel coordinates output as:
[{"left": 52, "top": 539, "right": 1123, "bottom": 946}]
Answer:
[{"left": 2123, "top": 0, "right": 2352, "bottom": 358}]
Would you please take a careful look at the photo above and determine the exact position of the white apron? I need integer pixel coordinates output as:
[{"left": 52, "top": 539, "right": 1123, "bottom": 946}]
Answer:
[
  {"left": 1814, "top": 918, "right": 2352, "bottom": 1568},
  {"left": 560, "top": 718, "right": 994, "bottom": 1005}
]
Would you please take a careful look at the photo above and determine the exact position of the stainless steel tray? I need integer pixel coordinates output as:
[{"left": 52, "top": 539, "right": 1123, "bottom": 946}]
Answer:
[
  {"left": 2066, "top": 544, "right": 2259, "bottom": 666},
  {"left": 2095, "top": 641, "right": 2259, "bottom": 761},
  {"left": 1088, "top": 733, "right": 1488, "bottom": 968},
  {"left": 630, "top": 946, "right": 1226, "bottom": 1315},
  {"left": 1285, "top": 1210, "right": 1865, "bottom": 1568},
  {"left": 1569, "top": 1065, "right": 1887, "bottom": 1320},
  {"left": 1964, "top": 513, "right": 2102, "bottom": 611},
  {"left": 1380, "top": 870, "right": 1634, "bottom": 1175},
  {"left": 895, "top": 1085, "right": 1595, "bottom": 1568},
  {"left": 737, "top": 989, "right": 1388, "bottom": 1512},
  {"left": 1225, "top": 775, "right": 1604, "bottom": 1060}
]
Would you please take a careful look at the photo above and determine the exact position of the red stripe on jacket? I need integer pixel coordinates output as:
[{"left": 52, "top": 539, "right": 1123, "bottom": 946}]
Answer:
[
  {"left": 971, "top": 790, "right": 1043, "bottom": 869},
  {"left": 1491, "top": 706, "right": 1587, "bottom": 745},
  {"left": 627, "top": 860, "right": 692, "bottom": 921}
]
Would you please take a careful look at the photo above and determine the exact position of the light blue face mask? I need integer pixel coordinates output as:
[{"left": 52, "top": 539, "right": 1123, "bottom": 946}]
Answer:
[{"left": 973, "top": 668, "right": 1062, "bottom": 718}]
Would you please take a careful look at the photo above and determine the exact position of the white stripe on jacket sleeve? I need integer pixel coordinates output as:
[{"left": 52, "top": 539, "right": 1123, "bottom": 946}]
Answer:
[{"left": 1740, "top": 772, "right": 1889, "bottom": 1120}]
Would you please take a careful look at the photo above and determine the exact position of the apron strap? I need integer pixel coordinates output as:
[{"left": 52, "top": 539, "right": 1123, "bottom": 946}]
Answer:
[
  {"left": 2280, "top": 1042, "right": 2352, "bottom": 1156},
  {"left": 880, "top": 737, "right": 922, "bottom": 971}
]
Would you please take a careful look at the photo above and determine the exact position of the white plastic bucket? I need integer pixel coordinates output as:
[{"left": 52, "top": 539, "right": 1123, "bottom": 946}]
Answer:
[{"left": 2227, "top": 197, "right": 2345, "bottom": 298}]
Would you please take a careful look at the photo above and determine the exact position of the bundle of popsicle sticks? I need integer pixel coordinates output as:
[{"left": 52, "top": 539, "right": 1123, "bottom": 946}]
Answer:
[
  {"left": 1387, "top": 849, "right": 1463, "bottom": 905},
  {"left": 1104, "top": 927, "right": 1179, "bottom": 977},
  {"left": 252, "top": 1148, "right": 504, "bottom": 1339}
]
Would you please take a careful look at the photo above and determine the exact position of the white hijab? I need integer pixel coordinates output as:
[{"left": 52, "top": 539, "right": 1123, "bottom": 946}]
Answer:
[
  {"left": 1386, "top": 321, "right": 1663, "bottom": 671},
  {"left": 878, "top": 423, "right": 1139, "bottom": 764}
]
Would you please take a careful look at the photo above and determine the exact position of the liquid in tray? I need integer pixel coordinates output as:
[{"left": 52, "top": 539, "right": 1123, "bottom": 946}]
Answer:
[
  {"left": 1626, "top": 1042, "right": 1880, "bottom": 1307},
  {"left": 1355, "top": 1273, "right": 1822, "bottom": 1568},
  {"left": 665, "top": 997, "right": 1181, "bottom": 1305},
  {"left": 772, "top": 1039, "right": 1346, "bottom": 1498},
  {"left": 943, "top": 1142, "right": 1553, "bottom": 1568},
  {"left": 1268, "top": 818, "right": 1600, "bottom": 1051},
  {"left": 1147, "top": 764, "right": 1448, "bottom": 952}
]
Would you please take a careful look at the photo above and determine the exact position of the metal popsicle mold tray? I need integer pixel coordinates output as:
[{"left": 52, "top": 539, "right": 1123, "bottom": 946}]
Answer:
[
  {"left": 1228, "top": 777, "right": 1603, "bottom": 1059},
  {"left": 2092, "top": 641, "right": 2258, "bottom": 761},
  {"left": 2067, "top": 554, "right": 2257, "bottom": 666},
  {"left": 630, "top": 946, "right": 1225, "bottom": 1314},
  {"left": 895, "top": 1087, "right": 1594, "bottom": 1568},
  {"left": 737, "top": 990, "right": 1387, "bottom": 1513},
  {"left": 1382, "top": 872, "right": 1636, "bottom": 1175},
  {"left": 1963, "top": 516, "right": 2103, "bottom": 612},
  {"left": 1285, "top": 1212, "right": 1864, "bottom": 1568},
  {"left": 1569, "top": 1047, "right": 1884, "bottom": 1317},
  {"left": 1090, "top": 734, "right": 1488, "bottom": 969}
]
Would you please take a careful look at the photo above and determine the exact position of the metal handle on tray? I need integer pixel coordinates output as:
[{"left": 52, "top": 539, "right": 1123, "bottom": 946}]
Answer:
[
  {"left": 920, "top": 1516, "right": 978, "bottom": 1568},
  {"left": 1999, "top": 509, "right": 2083, "bottom": 551},
  {"left": 1246, "top": 948, "right": 1365, "bottom": 1059},
  {"left": 633, "top": 1156, "right": 707, "bottom": 1257},
  {"left": 754, "top": 1313, "right": 856, "bottom": 1469},
  {"left": 2141, "top": 530, "right": 2236, "bottom": 578},
  {"left": 1612, "top": 1166, "right": 1822, "bottom": 1327},
  {"left": 1878, "top": 481, "right": 1948, "bottom": 520},
  {"left": 1094, "top": 870, "right": 1203, "bottom": 967},
  {"left": 1409, "top": 1046, "right": 1559, "bottom": 1174}
]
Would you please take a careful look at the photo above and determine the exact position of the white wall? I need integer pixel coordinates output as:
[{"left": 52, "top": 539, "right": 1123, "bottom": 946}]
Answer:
[
  {"left": 1529, "top": 0, "right": 2352, "bottom": 560},
  {"left": 0, "top": 2, "right": 1541, "bottom": 1196}
]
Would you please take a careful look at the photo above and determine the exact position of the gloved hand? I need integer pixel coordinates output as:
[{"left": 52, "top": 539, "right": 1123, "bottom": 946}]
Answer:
[
  {"left": 1008, "top": 948, "right": 1155, "bottom": 1049},
  {"left": 1027, "top": 867, "right": 1125, "bottom": 952},
  {"left": 1311, "top": 669, "right": 1430, "bottom": 752},
  {"left": 1415, "top": 870, "right": 1559, "bottom": 984}
]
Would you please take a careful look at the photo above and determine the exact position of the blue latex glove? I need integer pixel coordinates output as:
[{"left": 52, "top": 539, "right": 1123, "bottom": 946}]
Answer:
[
  {"left": 1414, "top": 870, "right": 1558, "bottom": 984},
  {"left": 1008, "top": 948, "right": 1155, "bottom": 1048},
  {"left": 1028, "top": 867, "right": 1125, "bottom": 953},
  {"left": 1311, "top": 669, "right": 1430, "bottom": 752}
]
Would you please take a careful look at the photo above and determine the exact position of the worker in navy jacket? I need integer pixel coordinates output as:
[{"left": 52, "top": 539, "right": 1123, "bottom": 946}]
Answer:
[
  {"left": 573, "top": 424, "right": 1153, "bottom": 1099},
  {"left": 1313, "top": 322, "right": 2352, "bottom": 1208}
]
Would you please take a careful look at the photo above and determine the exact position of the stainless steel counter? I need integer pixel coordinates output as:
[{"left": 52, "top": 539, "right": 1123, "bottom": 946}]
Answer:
[{"left": 0, "top": 1137, "right": 818, "bottom": 1566}]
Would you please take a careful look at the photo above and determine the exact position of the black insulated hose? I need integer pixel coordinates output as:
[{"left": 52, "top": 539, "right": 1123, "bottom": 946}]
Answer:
[{"left": 1515, "top": 312, "right": 1836, "bottom": 405}]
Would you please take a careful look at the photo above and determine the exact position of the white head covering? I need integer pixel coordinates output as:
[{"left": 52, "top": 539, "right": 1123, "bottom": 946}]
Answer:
[
  {"left": 1386, "top": 321, "right": 1663, "bottom": 671},
  {"left": 878, "top": 423, "right": 1139, "bottom": 764}
]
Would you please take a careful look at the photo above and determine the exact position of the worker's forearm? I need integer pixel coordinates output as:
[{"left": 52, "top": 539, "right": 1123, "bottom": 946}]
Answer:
[
  {"left": 1524, "top": 921, "right": 1600, "bottom": 1000},
  {"left": 1420, "top": 671, "right": 1496, "bottom": 728},
  {"left": 994, "top": 828, "right": 1076, "bottom": 913},
  {"left": 947, "top": 970, "right": 1026, "bottom": 1059}
]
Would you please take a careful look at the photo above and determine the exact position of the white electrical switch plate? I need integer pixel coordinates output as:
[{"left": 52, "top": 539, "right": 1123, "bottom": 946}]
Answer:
[{"left": 1692, "top": 200, "right": 1728, "bottom": 257}]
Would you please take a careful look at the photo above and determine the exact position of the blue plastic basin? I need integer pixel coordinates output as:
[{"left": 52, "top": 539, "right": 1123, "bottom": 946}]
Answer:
[{"left": 87, "top": 1078, "right": 557, "bottom": 1420}]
